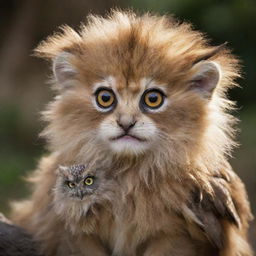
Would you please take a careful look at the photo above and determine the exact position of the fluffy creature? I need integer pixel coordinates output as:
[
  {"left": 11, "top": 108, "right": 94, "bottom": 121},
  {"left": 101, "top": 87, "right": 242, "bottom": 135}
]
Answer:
[{"left": 11, "top": 10, "right": 253, "bottom": 256}]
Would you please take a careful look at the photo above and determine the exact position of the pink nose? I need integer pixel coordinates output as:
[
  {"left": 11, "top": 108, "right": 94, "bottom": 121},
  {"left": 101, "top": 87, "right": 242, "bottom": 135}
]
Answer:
[{"left": 117, "top": 120, "right": 136, "bottom": 132}]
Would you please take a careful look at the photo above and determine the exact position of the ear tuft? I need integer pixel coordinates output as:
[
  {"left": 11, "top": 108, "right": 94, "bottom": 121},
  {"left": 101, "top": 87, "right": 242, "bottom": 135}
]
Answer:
[
  {"left": 189, "top": 61, "right": 221, "bottom": 98},
  {"left": 53, "top": 52, "right": 78, "bottom": 88},
  {"left": 58, "top": 165, "right": 69, "bottom": 176}
]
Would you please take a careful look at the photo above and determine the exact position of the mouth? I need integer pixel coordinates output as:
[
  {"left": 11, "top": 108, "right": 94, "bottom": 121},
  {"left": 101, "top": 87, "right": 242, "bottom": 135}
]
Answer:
[{"left": 110, "top": 133, "right": 146, "bottom": 142}]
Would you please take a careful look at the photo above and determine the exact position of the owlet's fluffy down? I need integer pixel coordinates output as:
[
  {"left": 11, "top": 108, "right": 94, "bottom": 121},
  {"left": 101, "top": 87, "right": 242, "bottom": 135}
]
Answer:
[{"left": 53, "top": 164, "right": 115, "bottom": 234}]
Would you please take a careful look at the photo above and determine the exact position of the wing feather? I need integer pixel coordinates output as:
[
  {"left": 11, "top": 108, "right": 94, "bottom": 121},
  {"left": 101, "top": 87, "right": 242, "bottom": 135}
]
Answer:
[{"left": 182, "top": 172, "right": 241, "bottom": 249}]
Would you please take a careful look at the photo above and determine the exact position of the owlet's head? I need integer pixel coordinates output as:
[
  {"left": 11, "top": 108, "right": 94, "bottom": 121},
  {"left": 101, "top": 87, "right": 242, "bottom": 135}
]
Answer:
[
  {"left": 55, "top": 164, "right": 100, "bottom": 200},
  {"left": 38, "top": 11, "right": 239, "bottom": 165},
  {"left": 53, "top": 164, "right": 116, "bottom": 230}
]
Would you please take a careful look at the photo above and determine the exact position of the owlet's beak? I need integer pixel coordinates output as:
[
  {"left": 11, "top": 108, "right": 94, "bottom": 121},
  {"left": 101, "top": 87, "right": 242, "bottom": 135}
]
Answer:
[{"left": 77, "top": 191, "right": 84, "bottom": 200}]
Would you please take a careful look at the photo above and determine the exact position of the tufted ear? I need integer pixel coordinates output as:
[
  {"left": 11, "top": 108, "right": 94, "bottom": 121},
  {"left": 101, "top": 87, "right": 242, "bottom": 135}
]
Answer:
[
  {"left": 57, "top": 165, "right": 69, "bottom": 176},
  {"left": 189, "top": 61, "right": 221, "bottom": 99},
  {"left": 53, "top": 52, "right": 78, "bottom": 89}
]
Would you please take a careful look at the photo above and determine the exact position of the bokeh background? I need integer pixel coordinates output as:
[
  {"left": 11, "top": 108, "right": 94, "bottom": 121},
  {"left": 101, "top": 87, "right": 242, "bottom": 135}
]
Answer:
[{"left": 0, "top": 0, "right": 255, "bottom": 250}]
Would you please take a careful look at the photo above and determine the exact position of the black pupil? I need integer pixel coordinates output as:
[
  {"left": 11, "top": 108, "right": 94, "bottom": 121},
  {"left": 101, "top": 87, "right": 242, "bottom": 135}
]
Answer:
[
  {"left": 101, "top": 93, "right": 111, "bottom": 102},
  {"left": 148, "top": 93, "right": 158, "bottom": 103}
]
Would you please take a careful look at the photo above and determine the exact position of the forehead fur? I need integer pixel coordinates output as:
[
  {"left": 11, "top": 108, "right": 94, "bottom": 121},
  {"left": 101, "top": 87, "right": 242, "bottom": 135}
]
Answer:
[
  {"left": 35, "top": 10, "right": 240, "bottom": 93},
  {"left": 65, "top": 164, "right": 86, "bottom": 175}
]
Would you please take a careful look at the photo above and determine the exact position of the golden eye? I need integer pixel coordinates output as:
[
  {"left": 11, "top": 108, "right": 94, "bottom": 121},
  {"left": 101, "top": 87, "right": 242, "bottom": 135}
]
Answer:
[
  {"left": 96, "top": 89, "right": 115, "bottom": 109},
  {"left": 143, "top": 90, "right": 164, "bottom": 109},
  {"left": 84, "top": 177, "right": 94, "bottom": 186},
  {"left": 67, "top": 181, "right": 76, "bottom": 188}
]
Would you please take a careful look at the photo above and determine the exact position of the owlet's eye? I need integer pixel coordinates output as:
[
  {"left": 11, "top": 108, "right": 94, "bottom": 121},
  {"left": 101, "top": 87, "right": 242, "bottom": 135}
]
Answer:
[
  {"left": 67, "top": 181, "right": 76, "bottom": 188},
  {"left": 84, "top": 176, "right": 94, "bottom": 186},
  {"left": 95, "top": 88, "right": 116, "bottom": 109},
  {"left": 142, "top": 89, "right": 165, "bottom": 110}
]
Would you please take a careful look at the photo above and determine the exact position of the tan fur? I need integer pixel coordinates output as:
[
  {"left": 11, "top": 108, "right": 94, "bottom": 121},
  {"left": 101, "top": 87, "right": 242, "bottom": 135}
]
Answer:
[{"left": 11, "top": 10, "right": 253, "bottom": 256}]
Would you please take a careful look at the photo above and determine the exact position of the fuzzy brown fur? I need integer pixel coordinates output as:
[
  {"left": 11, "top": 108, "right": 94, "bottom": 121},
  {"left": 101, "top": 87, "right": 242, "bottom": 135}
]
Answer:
[{"left": 11, "top": 10, "right": 253, "bottom": 256}]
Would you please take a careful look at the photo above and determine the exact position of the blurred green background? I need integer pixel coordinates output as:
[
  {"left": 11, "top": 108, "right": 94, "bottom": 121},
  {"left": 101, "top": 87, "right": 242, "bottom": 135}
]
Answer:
[{"left": 0, "top": 0, "right": 255, "bottom": 249}]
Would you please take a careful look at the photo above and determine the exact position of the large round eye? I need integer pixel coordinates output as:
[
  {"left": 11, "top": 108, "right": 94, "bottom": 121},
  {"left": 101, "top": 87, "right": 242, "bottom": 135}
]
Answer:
[
  {"left": 95, "top": 88, "right": 115, "bottom": 109},
  {"left": 67, "top": 181, "right": 76, "bottom": 188},
  {"left": 142, "top": 89, "right": 164, "bottom": 109},
  {"left": 84, "top": 176, "right": 94, "bottom": 186}
]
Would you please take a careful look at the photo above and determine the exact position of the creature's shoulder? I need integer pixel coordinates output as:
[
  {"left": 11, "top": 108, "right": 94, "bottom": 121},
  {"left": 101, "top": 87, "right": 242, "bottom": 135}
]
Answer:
[{"left": 182, "top": 164, "right": 253, "bottom": 249}]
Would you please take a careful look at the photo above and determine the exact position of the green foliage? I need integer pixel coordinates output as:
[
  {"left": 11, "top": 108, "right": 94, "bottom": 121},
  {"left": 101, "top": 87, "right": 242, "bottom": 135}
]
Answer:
[{"left": 0, "top": 104, "right": 43, "bottom": 213}]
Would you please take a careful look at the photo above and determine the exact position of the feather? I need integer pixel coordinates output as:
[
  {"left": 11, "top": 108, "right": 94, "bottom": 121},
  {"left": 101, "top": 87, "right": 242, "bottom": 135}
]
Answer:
[{"left": 183, "top": 173, "right": 241, "bottom": 249}]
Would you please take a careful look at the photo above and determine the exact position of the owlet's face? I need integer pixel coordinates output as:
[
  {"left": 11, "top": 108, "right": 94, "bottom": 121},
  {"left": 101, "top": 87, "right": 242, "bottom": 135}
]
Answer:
[{"left": 56, "top": 165, "right": 100, "bottom": 200}]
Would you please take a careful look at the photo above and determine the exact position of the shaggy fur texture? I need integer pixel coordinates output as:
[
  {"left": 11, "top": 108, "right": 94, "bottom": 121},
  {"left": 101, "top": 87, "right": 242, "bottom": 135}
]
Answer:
[{"left": 11, "top": 10, "right": 253, "bottom": 256}]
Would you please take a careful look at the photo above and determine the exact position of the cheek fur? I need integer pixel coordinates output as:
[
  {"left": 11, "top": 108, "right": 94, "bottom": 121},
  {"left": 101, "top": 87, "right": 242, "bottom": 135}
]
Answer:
[
  {"left": 58, "top": 92, "right": 105, "bottom": 129},
  {"left": 98, "top": 118, "right": 121, "bottom": 141},
  {"left": 148, "top": 93, "right": 208, "bottom": 142},
  {"left": 131, "top": 117, "right": 158, "bottom": 141},
  {"left": 46, "top": 91, "right": 107, "bottom": 140},
  {"left": 42, "top": 88, "right": 114, "bottom": 153}
]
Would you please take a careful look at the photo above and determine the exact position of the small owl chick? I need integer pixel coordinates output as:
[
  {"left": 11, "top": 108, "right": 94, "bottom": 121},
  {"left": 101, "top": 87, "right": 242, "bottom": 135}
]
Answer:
[
  {"left": 56, "top": 164, "right": 98, "bottom": 200},
  {"left": 53, "top": 164, "right": 115, "bottom": 235}
]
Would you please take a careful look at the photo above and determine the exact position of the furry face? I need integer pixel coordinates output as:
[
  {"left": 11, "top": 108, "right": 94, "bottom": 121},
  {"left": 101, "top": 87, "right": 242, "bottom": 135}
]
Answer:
[
  {"left": 53, "top": 163, "right": 115, "bottom": 228},
  {"left": 38, "top": 12, "right": 238, "bottom": 164},
  {"left": 55, "top": 164, "right": 100, "bottom": 200}
]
